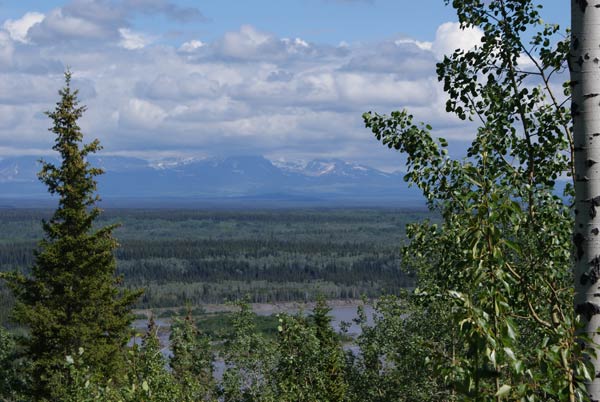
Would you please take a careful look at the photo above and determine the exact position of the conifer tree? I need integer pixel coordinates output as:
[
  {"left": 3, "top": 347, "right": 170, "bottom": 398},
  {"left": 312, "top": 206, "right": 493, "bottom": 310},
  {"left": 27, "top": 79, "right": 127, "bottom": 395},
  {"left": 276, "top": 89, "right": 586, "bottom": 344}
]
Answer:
[
  {"left": 1, "top": 71, "right": 140, "bottom": 399},
  {"left": 0, "top": 326, "right": 19, "bottom": 399}
]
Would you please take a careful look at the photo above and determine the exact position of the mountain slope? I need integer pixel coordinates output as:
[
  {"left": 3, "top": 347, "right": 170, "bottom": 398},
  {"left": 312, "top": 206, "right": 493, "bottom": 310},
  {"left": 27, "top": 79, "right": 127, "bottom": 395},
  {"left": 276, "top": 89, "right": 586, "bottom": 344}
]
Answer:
[{"left": 0, "top": 155, "right": 422, "bottom": 205}]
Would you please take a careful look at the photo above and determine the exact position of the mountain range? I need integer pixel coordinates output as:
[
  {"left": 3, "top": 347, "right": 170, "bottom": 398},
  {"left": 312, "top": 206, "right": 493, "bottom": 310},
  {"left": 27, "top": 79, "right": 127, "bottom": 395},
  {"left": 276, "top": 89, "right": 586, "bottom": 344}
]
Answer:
[{"left": 0, "top": 155, "right": 423, "bottom": 207}]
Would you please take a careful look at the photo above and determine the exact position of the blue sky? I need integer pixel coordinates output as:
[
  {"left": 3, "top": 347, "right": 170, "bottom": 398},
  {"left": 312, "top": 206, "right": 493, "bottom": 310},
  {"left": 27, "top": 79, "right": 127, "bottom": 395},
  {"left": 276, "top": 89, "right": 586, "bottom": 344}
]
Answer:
[
  {"left": 1, "top": 1, "right": 569, "bottom": 44},
  {"left": 0, "top": 1, "right": 570, "bottom": 170}
]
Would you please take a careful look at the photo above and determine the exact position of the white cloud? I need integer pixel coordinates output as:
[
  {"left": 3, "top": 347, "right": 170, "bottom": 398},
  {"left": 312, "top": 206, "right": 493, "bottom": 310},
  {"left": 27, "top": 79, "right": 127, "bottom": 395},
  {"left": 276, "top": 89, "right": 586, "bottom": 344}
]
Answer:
[
  {"left": 3, "top": 12, "right": 45, "bottom": 43},
  {"left": 282, "top": 37, "right": 310, "bottom": 54},
  {"left": 118, "top": 98, "right": 167, "bottom": 129},
  {"left": 169, "top": 96, "right": 249, "bottom": 122},
  {"left": 0, "top": 19, "right": 481, "bottom": 168},
  {"left": 0, "top": 31, "right": 14, "bottom": 68},
  {"left": 213, "top": 26, "right": 320, "bottom": 61},
  {"left": 431, "top": 22, "right": 483, "bottom": 59},
  {"left": 394, "top": 38, "right": 432, "bottom": 51},
  {"left": 517, "top": 53, "right": 539, "bottom": 70},
  {"left": 342, "top": 38, "right": 435, "bottom": 78},
  {"left": 336, "top": 73, "right": 436, "bottom": 106},
  {"left": 0, "top": 74, "right": 57, "bottom": 104},
  {"left": 123, "top": 0, "right": 206, "bottom": 22},
  {"left": 28, "top": 8, "right": 116, "bottom": 42},
  {"left": 217, "top": 25, "right": 275, "bottom": 59},
  {"left": 179, "top": 39, "right": 204, "bottom": 53},
  {"left": 118, "top": 28, "right": 151, "bottom": 49},
  {"left": 136, "top": 73, "right": 220, "bottom": 100},
  {"left": 0, "top": 105, "right": 24, "bottom": 129}
]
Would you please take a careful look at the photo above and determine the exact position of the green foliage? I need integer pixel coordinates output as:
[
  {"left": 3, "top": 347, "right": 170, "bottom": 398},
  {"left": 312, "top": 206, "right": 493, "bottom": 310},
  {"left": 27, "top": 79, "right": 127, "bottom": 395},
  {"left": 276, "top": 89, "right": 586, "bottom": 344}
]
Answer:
[
  {"left": 0, "top": 208, "right": 423, "bottom": 323},
  {"left": 217, "top": 299, "right": 350, "bottom": 402},
  {"left": 272, "top": 298, "right": 349, "bottom": 402},
  {"left": 0, "top": 72, "right": 141, "bottom": 399},
  {"left": 55, "top": 339, "right": 175, "bottom": 402},
  {"left": 346, "top": 296, "right": 451, "bottom": 401},
  {"left": 125, "top": 317, "right": 178, "bottom": 401},
  {"left": 364, "top": 0, "right": 584, "bottom": 400},
  {"left": 193, "top": 311, "right": 279, "bottom": 339},
  {"left": 1, "top": 1, "right": 589, "bottom": 401},
  {"left": 0, "top": 326, "right": 25, "bottom": 400},
  {"left": 220, "top": 300, "right": 277, "bottom": 401},
  {"left": 169, "top": 310, "right": 215, "bottom": 400}
]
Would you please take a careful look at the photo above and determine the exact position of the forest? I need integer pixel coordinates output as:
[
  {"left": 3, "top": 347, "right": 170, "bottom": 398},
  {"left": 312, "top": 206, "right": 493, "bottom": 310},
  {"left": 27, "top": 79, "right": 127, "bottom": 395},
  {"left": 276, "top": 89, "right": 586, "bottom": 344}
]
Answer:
[{"left": 0, "top": 208, "right": 424, "bottom": 325}]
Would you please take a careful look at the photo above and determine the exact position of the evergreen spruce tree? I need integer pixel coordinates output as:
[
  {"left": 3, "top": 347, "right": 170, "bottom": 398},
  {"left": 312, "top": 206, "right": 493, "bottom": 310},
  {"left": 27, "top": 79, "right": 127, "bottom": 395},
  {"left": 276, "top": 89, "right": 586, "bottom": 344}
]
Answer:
[
  {"left": 0, "top": 326, "right": 20, "bottom": 400},
  {"left": 1, "top": 71, "right": 140, "bottom": 399}
]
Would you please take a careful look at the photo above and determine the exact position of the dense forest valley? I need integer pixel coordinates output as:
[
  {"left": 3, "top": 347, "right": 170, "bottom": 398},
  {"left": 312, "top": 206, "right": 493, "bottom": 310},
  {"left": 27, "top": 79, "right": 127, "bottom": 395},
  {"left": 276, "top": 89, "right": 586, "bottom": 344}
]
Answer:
[{"left": 0, "top": 208, "right": 428, "bottom": 326}]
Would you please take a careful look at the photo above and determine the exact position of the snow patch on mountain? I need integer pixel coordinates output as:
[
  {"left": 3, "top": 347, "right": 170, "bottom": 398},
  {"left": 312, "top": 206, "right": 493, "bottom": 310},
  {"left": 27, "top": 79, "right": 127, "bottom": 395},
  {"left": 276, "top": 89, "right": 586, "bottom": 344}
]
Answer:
[
  {"left": 0, "top": 154, "right": 420, "bottom": 204},
  {"left": 273, "top": 158, "right": 387, "bottom": 178},
  {"left": 150, "top": 157, "right": 203, "bottom": 170}
]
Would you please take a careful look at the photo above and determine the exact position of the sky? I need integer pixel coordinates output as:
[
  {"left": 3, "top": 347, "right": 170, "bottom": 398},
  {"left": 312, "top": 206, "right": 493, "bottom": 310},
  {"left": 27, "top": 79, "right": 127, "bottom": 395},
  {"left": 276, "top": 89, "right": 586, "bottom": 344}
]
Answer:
[{"left": 0, "top": 0, "right": 570, "bottom": 171}]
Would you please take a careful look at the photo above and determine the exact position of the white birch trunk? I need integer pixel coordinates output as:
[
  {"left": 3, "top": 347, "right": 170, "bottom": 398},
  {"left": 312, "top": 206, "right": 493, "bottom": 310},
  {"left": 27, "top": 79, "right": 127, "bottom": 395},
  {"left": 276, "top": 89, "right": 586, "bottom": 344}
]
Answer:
[{"left": 572, "top": 0, "right": 600, "bottom": 399}]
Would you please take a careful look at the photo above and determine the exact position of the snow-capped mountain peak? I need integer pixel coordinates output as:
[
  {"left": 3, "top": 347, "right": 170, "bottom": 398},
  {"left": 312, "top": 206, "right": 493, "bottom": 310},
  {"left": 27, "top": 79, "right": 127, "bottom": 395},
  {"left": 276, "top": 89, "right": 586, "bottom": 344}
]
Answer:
[
  {"left": 150, "top": 157, "right": 203, "bottom": 170},
  {"left": 0, "top": 154, "right": 416, "bottom": 204}
]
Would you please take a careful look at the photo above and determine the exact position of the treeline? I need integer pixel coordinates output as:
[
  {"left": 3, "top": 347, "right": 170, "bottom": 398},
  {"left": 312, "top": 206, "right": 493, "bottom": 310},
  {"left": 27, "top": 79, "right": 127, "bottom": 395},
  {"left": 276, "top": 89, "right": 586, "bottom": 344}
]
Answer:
[
  {"left": 0, "top": 208, "right": 425, "bottom": 324},
  {"left": 133, "top": 280, "right": 392, "bottom": 307},
  {"left": 0, "top": 208, "right": 426, "bottom": 243},
  {"left": 117, "top": 240, "right": 404, "bottom": 285},
  {"left": 0, "top": 238, "right": 407, "bottom": 284}
]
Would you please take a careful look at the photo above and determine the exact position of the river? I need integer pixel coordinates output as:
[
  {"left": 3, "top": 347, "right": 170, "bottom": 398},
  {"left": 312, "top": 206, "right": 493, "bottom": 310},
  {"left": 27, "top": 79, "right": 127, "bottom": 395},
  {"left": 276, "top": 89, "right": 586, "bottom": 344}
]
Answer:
[{"left": 131, "top": 300, "right": 375, "bottom": 375}]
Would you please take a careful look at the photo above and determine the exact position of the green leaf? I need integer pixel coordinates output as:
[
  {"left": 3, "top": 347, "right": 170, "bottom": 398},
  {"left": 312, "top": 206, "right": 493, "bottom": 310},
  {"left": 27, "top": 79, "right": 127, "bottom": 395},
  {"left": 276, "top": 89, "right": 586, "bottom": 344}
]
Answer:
[
  {"left": 495, "top": 384, "right": 511, "bottom": 397},
  {"left": 503, "top": 347, "right": 516, "bottom": 361},
  {"left": 506, "top": 320, "right": 517, "bottom": 341},
  {"left": 503, "top": 239, "right": 521, "bottom": 254}
]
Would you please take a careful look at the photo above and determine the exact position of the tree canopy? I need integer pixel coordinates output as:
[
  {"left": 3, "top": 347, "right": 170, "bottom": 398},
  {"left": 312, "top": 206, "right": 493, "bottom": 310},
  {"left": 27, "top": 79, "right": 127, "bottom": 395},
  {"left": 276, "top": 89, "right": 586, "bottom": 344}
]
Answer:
[{"left": 1, "top": 72, "right": 141, "bottom": 400}]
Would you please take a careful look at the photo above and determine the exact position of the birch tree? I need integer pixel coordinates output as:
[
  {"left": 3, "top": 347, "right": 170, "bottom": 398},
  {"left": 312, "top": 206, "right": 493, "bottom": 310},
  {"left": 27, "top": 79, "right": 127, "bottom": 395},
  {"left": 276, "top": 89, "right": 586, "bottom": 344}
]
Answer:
[
  {"left": 365, "top": 0, "right": 590, "bottom": 399},
  {"left": 571, "top": 1, "right": 600, "bottom": 399}
]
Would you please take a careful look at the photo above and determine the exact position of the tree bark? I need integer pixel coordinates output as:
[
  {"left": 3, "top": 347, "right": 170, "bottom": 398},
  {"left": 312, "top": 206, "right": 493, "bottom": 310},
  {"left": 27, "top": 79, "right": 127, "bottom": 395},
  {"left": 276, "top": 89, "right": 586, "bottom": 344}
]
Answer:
[{"left": 571, "top": 0, "right": 600, "bottom": 399}]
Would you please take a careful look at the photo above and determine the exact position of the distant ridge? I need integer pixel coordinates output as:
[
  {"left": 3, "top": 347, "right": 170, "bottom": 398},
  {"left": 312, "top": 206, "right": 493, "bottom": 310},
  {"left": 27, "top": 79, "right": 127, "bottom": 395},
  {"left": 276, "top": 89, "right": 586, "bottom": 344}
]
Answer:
[{"left": 0, "top": 155, "right": 423, "bottom": 207}]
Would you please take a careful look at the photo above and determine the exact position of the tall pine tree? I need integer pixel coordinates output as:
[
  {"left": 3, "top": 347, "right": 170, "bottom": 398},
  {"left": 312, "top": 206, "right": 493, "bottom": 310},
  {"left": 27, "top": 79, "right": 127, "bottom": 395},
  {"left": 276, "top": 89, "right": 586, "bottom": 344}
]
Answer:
[{"left": 2, "top": 71, "right": 140, "bottom": 399}]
